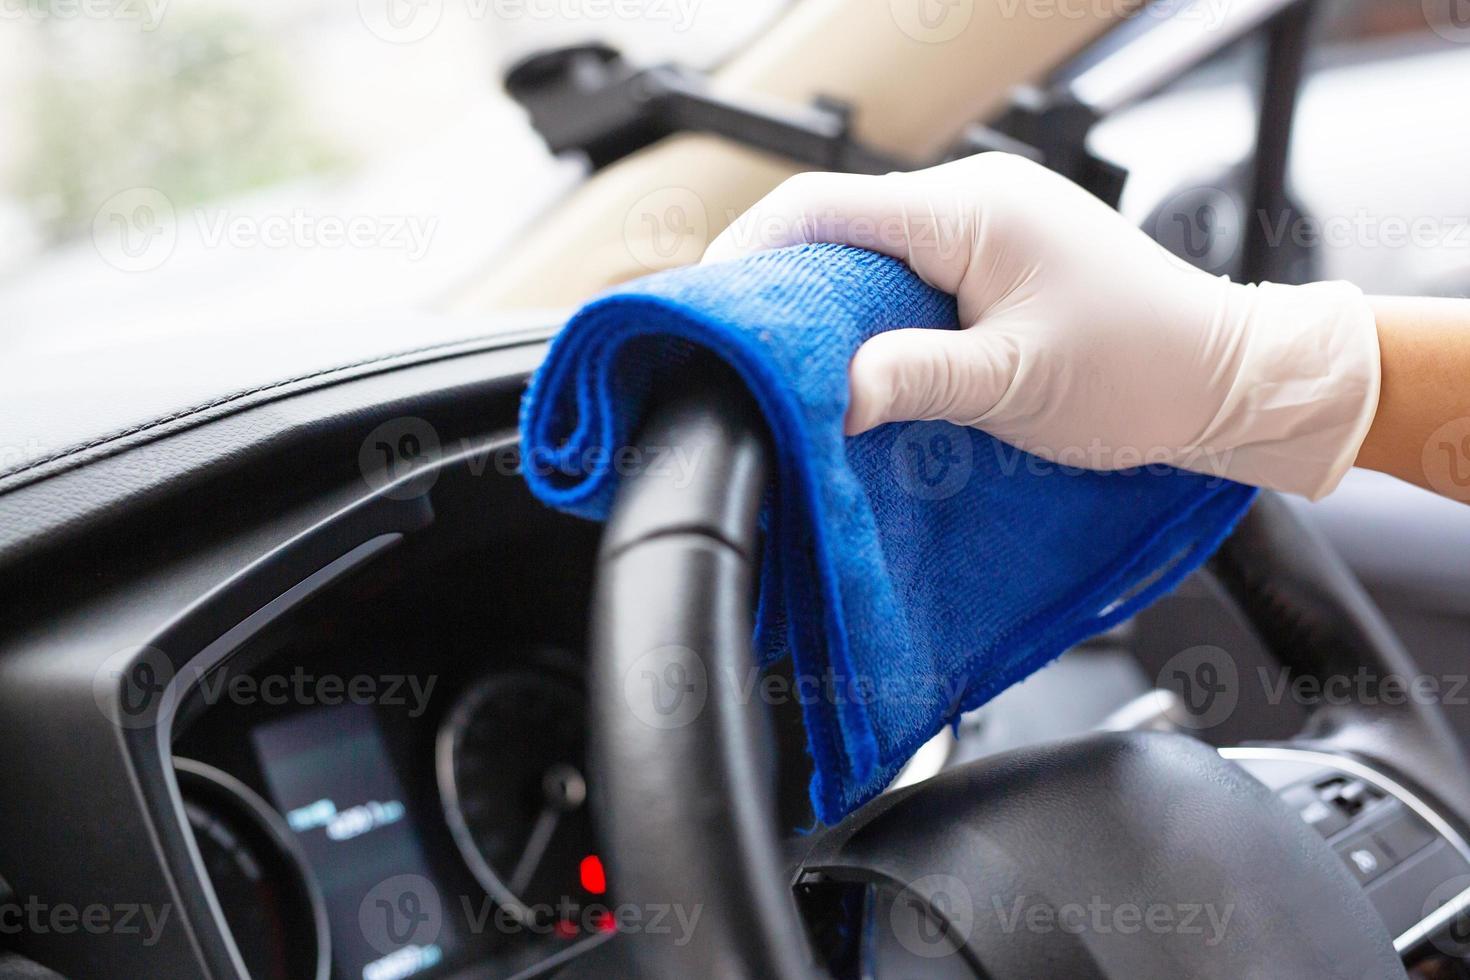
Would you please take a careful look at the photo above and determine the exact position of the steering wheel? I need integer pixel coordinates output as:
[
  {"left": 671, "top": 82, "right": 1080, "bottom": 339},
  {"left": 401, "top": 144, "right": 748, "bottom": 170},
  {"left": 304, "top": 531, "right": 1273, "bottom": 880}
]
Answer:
[{"left": 586, "top": 372, "right": 1470, "bottom": 979}]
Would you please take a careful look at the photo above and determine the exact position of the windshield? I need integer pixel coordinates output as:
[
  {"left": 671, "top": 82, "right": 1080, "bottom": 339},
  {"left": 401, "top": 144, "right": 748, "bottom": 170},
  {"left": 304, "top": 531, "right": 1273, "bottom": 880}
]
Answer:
[
  {"left": 0, "top": 0, "right": 787, "bottom": 348},
  {"left": 5, "top": 0, "right": 1465, "bottom": 352}
]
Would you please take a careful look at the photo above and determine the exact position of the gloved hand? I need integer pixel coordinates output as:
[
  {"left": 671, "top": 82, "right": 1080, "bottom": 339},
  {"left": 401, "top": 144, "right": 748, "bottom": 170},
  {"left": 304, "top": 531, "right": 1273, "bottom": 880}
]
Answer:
[{"left": 702, "top": 153, "right": 1380, "bottom": 500}]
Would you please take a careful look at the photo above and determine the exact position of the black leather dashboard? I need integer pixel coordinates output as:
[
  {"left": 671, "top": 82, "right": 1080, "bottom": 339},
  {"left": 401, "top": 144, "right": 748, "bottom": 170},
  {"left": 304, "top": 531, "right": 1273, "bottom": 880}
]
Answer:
[
  {"left": 0, "top": 312, "right": 560, "bottom": 562},
  {"left": 0, "top": 312, "right": 569, "bottom": 978}
]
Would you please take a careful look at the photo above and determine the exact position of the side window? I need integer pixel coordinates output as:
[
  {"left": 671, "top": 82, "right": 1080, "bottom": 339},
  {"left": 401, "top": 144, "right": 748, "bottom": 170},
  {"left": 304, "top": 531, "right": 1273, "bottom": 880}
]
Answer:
[
  {"left": 1294, "top": 0, "right": 1470, "bottom": 296},
  {"left": 1090, "top": 1, "right": 1468, "bottom": 296}
]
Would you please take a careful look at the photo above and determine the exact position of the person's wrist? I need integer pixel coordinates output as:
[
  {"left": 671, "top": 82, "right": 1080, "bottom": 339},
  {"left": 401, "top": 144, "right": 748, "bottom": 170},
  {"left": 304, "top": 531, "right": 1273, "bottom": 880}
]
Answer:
[{"left": 1196, "top": 280, "right": 1380, "bottom": 500}]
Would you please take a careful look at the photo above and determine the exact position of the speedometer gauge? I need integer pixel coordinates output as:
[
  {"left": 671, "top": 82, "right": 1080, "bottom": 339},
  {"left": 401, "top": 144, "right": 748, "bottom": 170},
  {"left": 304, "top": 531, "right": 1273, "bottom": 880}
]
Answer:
[
  {"left": 436, "top": 668, "right": 606, "bottom": 932},
  {"left": 175, "top": 758, "right": 330, "bottom": 980}
]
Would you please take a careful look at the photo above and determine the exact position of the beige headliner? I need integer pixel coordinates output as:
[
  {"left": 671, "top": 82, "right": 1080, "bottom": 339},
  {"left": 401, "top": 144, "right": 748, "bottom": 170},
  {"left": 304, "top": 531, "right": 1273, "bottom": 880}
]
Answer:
[{"left": 451, "top": 0, "right": 1141, "bottom": 311}]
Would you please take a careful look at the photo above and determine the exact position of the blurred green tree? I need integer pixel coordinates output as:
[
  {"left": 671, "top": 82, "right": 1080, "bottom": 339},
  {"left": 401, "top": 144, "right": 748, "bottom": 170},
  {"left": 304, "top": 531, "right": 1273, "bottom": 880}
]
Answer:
[{"left": 21, "top": 8, "right": 345, "bottom": 242}]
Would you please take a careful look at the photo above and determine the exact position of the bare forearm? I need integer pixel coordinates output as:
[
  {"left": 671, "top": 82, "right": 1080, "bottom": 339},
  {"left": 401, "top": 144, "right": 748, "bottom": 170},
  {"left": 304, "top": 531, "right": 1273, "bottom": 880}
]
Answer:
[{"left": 1356, "top": 296, "right": 1470, "bottom": 503}]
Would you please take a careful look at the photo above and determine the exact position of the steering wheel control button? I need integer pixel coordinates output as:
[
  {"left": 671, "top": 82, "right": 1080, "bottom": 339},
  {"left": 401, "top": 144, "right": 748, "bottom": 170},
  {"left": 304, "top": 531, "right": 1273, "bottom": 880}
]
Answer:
[
  {"left": 1321, "top": 777, "right": 1384, "bottom": 818},
  {"left": 1336, "top": 833, "right": 1394, "bottom": 885},
  {"left": 1373, "top": 805, "right": 1437, "bottom": 864},
  {"left": 1225, "top": 747, "right": 1470, "bottom": 955},
  {"left": 1281, "top": 783, "right": 1350, "bottom": 839}
]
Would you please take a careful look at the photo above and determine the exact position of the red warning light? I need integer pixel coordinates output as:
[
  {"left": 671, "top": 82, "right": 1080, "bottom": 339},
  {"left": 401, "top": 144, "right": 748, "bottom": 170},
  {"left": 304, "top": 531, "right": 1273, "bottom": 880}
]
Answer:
[
  {"left": 579, "top": 854, "right": 607, "bottom": 895},
  {"left": 593, "top": 909, "right": 617, "bottom": 934}
]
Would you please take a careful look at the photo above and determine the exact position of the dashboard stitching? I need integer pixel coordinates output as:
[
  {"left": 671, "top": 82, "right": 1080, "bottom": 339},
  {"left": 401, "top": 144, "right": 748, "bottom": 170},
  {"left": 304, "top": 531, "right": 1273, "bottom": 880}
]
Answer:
[{"left": 0, "top": 327, "right": 557, "bottom": 491}]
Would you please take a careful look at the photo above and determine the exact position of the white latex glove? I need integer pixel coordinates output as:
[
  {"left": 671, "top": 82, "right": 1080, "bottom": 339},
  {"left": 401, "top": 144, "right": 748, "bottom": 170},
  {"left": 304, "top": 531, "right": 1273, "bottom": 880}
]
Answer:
[{"left": 702, "top": 153, "right": 1380, "bottom": 501}]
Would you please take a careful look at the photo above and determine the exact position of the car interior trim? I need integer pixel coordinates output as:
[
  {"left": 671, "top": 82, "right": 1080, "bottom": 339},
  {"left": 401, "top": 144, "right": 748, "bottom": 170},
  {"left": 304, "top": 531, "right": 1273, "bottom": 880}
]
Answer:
[{"left": 1221, "top": 745, "right": 1470, "bottom": 954}]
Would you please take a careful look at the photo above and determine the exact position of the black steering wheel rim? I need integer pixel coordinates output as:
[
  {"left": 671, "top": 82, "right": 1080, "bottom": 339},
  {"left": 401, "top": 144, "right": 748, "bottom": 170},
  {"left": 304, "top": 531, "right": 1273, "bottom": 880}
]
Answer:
[
  {"left": 588, "top": 369, "right": 1466, "bottom": 979},
  {"left": 589, "top": 366, "right": 815, "bottom": 979}
]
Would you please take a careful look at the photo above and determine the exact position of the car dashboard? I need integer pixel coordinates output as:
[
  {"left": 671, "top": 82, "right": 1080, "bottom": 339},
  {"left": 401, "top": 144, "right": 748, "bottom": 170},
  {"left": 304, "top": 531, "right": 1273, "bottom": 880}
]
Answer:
[
  {"left": 2, "top": 308, "right": 1470, "bottom": 980},
  {"left": 171, "top": 495, "right": 605, "bottom": 980},
  {"left": 0, "top": 321, "right": 646, "bottom": 980}
]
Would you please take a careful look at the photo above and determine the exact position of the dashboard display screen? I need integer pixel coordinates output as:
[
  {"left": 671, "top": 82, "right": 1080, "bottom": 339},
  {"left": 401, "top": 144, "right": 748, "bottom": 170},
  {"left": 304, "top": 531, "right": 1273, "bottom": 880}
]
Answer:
[{"left": 253, "top": 704, "right": 455, "bottom": 980}]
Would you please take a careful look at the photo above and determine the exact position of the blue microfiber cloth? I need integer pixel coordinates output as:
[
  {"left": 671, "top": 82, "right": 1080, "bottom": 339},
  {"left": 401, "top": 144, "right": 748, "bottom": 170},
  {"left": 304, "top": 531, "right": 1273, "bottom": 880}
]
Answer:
[{"left": 520, "top": 243, "right": 1257, "bottom": 824}]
